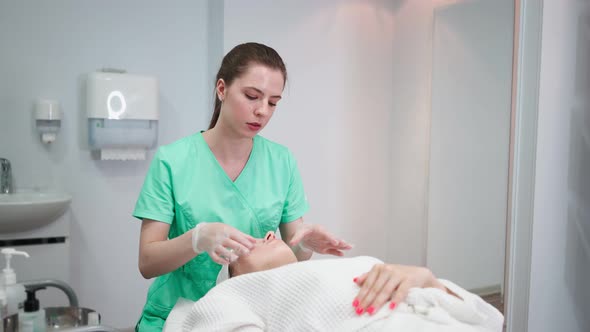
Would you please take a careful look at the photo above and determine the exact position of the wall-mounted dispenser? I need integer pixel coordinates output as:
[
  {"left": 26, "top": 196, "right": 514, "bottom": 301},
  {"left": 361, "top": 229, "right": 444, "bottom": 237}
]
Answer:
[
  {"left": 86, "top": 71, "right": 158, "bottom": 160},
  {"left": 35, "top": 100, "right": 61, "bottom": 144}
]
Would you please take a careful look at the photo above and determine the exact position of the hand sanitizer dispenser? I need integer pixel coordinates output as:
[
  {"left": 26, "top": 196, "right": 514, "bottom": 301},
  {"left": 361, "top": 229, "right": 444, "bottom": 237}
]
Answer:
[
  {"left": 35, "top": 100, "right": 62, "bottom": 144},
  {"left": 1, "top": 248, "right": 29, "bottom": 317},
  {"left": 87, "top": 71, "right": 159, "bottom": 160},
  {"left": 0, "top": 268, "right": 7, "bottom": 324}
]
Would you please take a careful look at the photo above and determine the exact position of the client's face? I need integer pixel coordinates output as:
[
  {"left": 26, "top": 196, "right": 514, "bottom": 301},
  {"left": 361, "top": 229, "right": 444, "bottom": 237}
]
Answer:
[{"left": 230, "top": 231, "right": 297, "bottom": 277}]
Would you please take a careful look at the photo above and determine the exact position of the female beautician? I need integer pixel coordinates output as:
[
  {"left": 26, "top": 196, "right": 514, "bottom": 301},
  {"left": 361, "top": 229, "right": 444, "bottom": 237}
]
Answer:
[{"left": 133, "top": 42, "right": 352, "bottom": 331}]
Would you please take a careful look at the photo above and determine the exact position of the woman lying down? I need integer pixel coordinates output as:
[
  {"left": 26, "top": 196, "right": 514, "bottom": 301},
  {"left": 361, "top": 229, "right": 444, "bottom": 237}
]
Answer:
[{"left": 164, "top": 231, "right": 503, "bottom": 332}]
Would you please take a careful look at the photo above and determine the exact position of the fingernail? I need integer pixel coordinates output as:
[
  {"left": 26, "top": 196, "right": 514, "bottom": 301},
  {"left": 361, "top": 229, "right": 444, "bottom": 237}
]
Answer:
[
  {"left": 353, "top": 277, "right": 358, "bottom": 283},
  {"left": 352, "top": 299, "right": 359, "bottom": 307},
  {"left": 389, "top": 302, "right": 396, "bottom": 310},
  {"left": 367, "top": 306, "right": 375, "bottom": 315},
  {"left": 355, "top": 307, "right": 364, "bottom": 315}
]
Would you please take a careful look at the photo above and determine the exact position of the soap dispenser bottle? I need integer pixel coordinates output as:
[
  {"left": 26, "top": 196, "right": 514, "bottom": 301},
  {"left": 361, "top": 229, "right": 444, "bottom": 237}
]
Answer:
[
  {"left": 18, "top": 288, "right": 46, "bottom": 332},
  {"left": 1, "top": 248, "right": 29, "bottom": 317},
  {"left": 0, "top": 270, "right": 6, "bottom": 332}
]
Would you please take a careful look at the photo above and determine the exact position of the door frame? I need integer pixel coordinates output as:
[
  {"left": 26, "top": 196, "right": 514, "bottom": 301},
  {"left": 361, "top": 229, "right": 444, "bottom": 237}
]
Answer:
[{"left": 504, "top": 1, "right": 543, "bottom": 331}]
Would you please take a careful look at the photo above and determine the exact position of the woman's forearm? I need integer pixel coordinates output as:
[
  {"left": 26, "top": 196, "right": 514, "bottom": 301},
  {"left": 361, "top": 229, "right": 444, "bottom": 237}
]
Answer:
[{"left": 139, "top": 230, "right": 196, "bottom": 279}]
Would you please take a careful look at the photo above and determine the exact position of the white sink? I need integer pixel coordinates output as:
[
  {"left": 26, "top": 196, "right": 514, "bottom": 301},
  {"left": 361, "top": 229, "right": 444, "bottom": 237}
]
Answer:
[{"left": 0, "top": 191, "right": 72, "bottom": 233}]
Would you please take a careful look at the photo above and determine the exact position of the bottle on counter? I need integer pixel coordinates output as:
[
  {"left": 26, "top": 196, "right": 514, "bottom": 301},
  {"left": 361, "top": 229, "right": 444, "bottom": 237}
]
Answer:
[
  {"left": 0, "top": 269, "right": 6, "bottom": 332},
  {"left": 1, "top": 248, "right": 29, "bottom": 317},
  {"left": 18, "top": 288, "right": 46, "bottom": 332}
]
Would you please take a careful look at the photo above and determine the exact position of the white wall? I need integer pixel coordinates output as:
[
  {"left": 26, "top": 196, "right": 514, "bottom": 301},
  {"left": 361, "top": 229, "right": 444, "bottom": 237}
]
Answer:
[
  {"left": 0, "top": 0, "right": 213, "bottom": 327},
  {"left": 528, "top": 0, "right": 590, "bottom": 331},
  {"left": 224, "top": 2, "right": 513, "bottom": 292},
  {"left": 387, "top": 0, "right": 434, "bottom": 266},
  {"left": 427, "top": 1, "right": 513, "bottom": 291},
  {"left": 222, "top": 0, "right": 454, "bottom": 268},
  {"left": 224, "top": 0, "right": 400, "bottom": 261}
]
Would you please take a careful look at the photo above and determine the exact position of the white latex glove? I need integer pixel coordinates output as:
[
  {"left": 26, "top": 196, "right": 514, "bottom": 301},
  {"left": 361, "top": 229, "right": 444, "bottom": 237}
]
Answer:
[
  {"left": 289, "top": 223, "right": 353, "bottom": 256},
  {"left": 191, "top": 222, "right": 257, "bottom": 265}
]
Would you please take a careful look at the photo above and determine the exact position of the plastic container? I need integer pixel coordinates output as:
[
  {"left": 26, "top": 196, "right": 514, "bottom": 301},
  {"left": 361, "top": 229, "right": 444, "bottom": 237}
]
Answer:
[
  {"left": 4, "top": 285, "right": 25, "bottom": 317},
  {"left": 18, "top": 289, "right": 46, "bottom": 332},
  {"left": 1, "top": 249, "right": 29, "bottom": 317},
  {"left": 0, "top": 272, "right": 6, "bottom": 332}
]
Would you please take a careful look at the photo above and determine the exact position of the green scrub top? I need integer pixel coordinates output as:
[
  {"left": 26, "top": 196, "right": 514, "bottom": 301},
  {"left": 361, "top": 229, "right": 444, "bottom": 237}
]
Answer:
[{"left": 132, "top": 132, "right": 309, "bottom": 331}]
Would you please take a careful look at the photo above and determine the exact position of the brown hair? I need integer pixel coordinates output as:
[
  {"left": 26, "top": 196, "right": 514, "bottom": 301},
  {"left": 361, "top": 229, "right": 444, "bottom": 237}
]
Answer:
[{"left": 208, "top": 42, "right": 287, "bottom": 130}]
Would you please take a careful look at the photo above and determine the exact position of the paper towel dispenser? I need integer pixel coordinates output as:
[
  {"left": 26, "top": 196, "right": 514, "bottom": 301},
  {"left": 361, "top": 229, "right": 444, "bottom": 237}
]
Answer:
[{"left": 87, "top": 71, "right": 159, "bottom": 160}]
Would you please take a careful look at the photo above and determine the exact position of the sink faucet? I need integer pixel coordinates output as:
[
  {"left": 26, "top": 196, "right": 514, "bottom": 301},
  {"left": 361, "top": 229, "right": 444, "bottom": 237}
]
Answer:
[
  {"left": 21, "top": 279, "right": 79, "bottom": 307},
  {"left": 0, "top": 158, "right": 12, "bottom": 194}
]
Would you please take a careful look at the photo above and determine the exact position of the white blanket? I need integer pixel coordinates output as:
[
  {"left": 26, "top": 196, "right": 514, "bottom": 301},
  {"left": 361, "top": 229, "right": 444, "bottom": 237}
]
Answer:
[{"left": 164, "top": 256, "right": 503, "bottom": 332}]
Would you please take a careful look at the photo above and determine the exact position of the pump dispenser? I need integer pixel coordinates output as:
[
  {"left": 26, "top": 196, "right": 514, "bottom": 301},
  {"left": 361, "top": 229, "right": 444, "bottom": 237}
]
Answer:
[
  {"left": 0, "top": 268, "right": 6, "bottom": 332},
  {"left": 18, "top": 288, "right": 46, "bottom": 332},
  {"left": 2, "top": 248, "right": 30, "bottom": 285},
  {"left": 1, "top": 248, "right": 29, "bottom": 317}
]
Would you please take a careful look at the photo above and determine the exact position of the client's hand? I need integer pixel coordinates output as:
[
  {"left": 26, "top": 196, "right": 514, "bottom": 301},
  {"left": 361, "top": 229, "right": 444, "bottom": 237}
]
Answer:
[
  {"left": 192, "top": 222, "right": 257, "bottom": 265},
  {"left": 289, "top": 223, "right": 352, "bottom": 256},
  {"left": 352, "top": 264, "right": 448, "bottom": 316}
]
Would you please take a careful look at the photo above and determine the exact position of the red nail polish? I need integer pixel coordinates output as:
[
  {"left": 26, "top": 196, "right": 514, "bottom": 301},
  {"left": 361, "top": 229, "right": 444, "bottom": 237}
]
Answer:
[
  {"left": 353, "top": 277, "right": 358, "bottom": 283},
  {"left": 389, "top": 302, "right": 396, "bottom": 310},
  {"left": 352, "top": 299, "right": 359, "bottom": 307},
  {"left": 356, "top": 307, "right": 364, "bottom": 315},
  {"left": 367, "top": 306, "right": 375, "bottom": 315}
]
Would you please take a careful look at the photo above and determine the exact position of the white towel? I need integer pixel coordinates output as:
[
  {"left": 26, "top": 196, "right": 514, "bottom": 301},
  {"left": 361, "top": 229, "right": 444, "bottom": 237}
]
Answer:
[{"left": 164, "top": 256, "right": 503, "bottom": 332}]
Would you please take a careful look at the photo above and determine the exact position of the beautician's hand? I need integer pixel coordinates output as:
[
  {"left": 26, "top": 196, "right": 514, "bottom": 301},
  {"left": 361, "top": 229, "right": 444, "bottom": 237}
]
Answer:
[
  {"left": 352, "top": 264, "right": 449, "bottom": 316},
  {"left": 191, "top": 222, "right": 257, "bottom": 265},
  {"left": 289, "top": 223, "right": 352, "bottom": 256}
]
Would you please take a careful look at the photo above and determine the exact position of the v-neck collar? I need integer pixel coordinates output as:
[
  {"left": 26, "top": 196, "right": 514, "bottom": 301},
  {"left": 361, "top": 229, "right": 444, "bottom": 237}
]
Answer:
[{"left": 197, "top": 132, "right": 258, "bottom": 185}]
